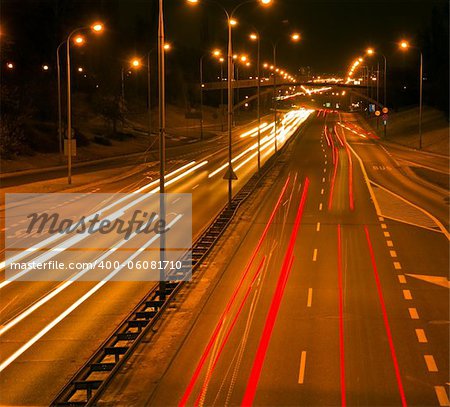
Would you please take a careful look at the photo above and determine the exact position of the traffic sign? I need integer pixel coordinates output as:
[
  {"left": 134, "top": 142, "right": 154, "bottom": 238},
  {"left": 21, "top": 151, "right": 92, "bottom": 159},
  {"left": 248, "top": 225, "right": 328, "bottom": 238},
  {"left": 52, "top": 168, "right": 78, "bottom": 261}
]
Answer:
[
  {"left": 375, "top": 110, "right": 381, "bottom": 116},
  {"left": 382, "top": 107, "right": 389, "bottom": 114},
  {"left": 64, "top": 139, "right": 77, "bottom": 156},
  {"left": 223, "top": 167, "right": 238, "bottom": 180}
]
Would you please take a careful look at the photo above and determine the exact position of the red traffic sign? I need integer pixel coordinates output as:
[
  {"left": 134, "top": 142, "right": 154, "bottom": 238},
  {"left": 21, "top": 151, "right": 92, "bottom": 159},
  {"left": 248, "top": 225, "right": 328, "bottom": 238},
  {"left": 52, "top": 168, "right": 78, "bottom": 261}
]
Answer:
[
  {"left": 375, "top": 110, "right": 381, "bottom": 117},
  {"left": 382, "top": 107, "right": 389, "bottom": 114}
]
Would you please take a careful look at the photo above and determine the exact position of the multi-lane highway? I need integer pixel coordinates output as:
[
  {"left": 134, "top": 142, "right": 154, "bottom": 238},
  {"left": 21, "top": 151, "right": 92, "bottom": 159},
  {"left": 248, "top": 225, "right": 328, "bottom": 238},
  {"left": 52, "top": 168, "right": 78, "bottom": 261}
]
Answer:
[
  {"left": 100, "top": 111, "right": 448, "bottom": 406},
  {"left": 0, "top": 109, "right": 312, "bottom": 405}
]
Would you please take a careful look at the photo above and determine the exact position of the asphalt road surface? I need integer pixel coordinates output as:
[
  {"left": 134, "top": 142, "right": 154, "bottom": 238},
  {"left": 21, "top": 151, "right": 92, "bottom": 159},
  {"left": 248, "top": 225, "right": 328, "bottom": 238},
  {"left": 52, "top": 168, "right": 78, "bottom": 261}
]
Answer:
[
  {"left": 145, "top": 111, "right": 449, "bottom": 407},
  {"left": 0, "top": 109, "right": 448, "bottom": 406}
]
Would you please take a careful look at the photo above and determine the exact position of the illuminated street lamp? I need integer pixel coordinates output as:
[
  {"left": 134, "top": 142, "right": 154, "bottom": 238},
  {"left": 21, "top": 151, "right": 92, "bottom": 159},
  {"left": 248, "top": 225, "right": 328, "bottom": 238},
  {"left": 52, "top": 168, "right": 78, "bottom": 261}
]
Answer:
[
  {"left": 200, "top": 48, "right": 224, "bottom": 139},
  {"left": 399, "top": 40, "right": 423, "bottom": 149},
  {"left": 59, "top": 22, "right": 103, "bottom": 184},
  {"left": 187, "top": 0, "right": 272, "bottom": 207},
  {"left": 271, "top": 31, "right": 301, "bottom": 153},
  {"left": 42, "top": 64, "right": 49, "bottom": 71},
  {"left": 366, "top": 47, "right": 388, "bottom": 123},
  {"left": 249, "top": 31, "right": 262, "bottom": 171},
  {"left": 6, "top": 62, "right": 14, "bottom": 69}
]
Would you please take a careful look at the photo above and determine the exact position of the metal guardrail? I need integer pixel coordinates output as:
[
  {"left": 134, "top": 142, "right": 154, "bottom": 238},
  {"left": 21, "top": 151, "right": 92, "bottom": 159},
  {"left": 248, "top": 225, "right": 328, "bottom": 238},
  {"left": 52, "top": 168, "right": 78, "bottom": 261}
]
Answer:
[{"left": 50, "top": 155, "right": 277, "bottom": 407}]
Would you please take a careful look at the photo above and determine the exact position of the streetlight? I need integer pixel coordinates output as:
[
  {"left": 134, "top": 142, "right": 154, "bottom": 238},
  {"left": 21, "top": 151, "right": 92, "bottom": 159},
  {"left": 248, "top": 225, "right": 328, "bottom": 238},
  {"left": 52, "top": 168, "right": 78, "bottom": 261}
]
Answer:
[
  {"left": 187, "top": 0, "right": 272, "bottom": 207},
  {"left": 249, "top": 31, "right": 262, "bottom": 171},
  {"left": 42, "top": 64, "right": 49, "bottom": 71},
  {"left": 399, "top": 40, "right": 424, "bottom": 149},
  {"left": 56, "top": 33, "right": 86, "bottom": 163},
  {"left": 157, "top": 0, "right": 168, "bottom": 297},
  {"left": 366, "top": 47, "right": 387, "bottom": 107},
  {"left": 200, "top": 49, "right": 223, "bottom": 140},
  {"left": 271, "top": 31, "right": 301, "bottom": 153},
  {"left": 62, "top": 23, "right": 103, "bottom": 184},
  {"left": 6, "top": 62, "right": 14, "bottom": 69}
]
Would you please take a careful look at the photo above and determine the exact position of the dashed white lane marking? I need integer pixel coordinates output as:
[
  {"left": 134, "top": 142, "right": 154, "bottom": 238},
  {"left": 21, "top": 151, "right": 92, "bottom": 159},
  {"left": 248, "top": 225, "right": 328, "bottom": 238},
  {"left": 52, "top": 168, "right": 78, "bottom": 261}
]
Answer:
[
  {"left": 325, "top": 154, "right": 327, "bottom": 158},
  {"left": 307, "top": 288, "right": 313, "bottom": 307},
  {"left": 323, "top": 168, "right": 327, "bottom": 173},
  {"left": 325, "top": 161, "right": 328, "bottom": 165},
  {"left": 316, "top": 222, "right": 321, "bottom": 232},
  {"left": 322, "top": 177, "right": 326, "bottom": 183},
  {"left": 387, "top": 240, "right": 394, "bottom": 247},
  {"left": 192, "top": 184, "right": 199, "bottom": 190},
  {"left": 381, "top": 224, "right": 387, "bottom": 229},
  {"left": 415, "top": 329, "right": 428, "bottom": 343},
  {"left": 319, "top": 203, "right": 323, "bottom": 211},
  {"left": 398, "top": 275, "right": 406, "bottom": 284},
  {"left": 312, "top": 249, "right": 318, "bottom": 262},
  {"left": 403, "top": 289, "right": 412, "bottom": 300},
  {"left": 321, "top": 189, "right": 324, "bottom": 195},
  {"left": 409, "top": 308, "right": 419, "bottom": 319},
  {"left": 424, "top": 355, "right": 438, "bottom": 372},
  {"left": 384, "top": 231, "right": 391, "bottom": 237},
  {"left": 172, "top": 198, "right": 181, "bottom": 204},
  {"left": 394, "top": 262, "right": 402, "bottom": 270},
  {"left": 390, "top": 250, "right": 397, "bottom": 258},
  {"left": 434, "top": 386, "right": 450, "bottom": 406},
  {"left": 379, "top": 216, "right": 385, "bottom": 221},
  {"left": 298, "top": 351, "right": 307, "bottom": 384}
]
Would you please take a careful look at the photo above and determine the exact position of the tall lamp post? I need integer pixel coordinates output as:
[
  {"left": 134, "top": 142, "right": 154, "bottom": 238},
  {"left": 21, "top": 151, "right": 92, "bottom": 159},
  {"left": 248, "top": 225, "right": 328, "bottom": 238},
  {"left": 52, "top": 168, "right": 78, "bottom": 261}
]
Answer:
[
  {"left": 366, "top": 48, "right": 388, "bottom": 107},
  {"left": 249, "top": 32, "right": 261, "bottom": 171},
  {"left": 187, "top": 0, "right": 272, "bottom": 207},
  {"left": 399, "top": 40, "right": 423, "bottom": 149},
  {"left": 200, "top": 49, "right": 222, "bottom": 140},
  {"left": 271, "top": 32, "right": 300, "bottom": 154},
  {"left": 157, "top": 0, "right": 168, "bottom": 297},
  {"left": 64, "top": 23, "right": 103, "bottom": 184}
]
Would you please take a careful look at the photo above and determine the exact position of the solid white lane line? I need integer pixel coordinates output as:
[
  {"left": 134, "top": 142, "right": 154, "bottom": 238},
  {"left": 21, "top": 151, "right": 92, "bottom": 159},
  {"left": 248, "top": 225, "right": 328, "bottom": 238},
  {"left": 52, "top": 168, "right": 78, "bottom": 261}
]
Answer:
[
  {"left": 409, "top": 308, "right": 419, "bottom": 319},
  {"left": 298, "top": 351, "right": 307, "bottom": 384},
  {"left": 403, "top": 289, "right": 412, "bottom": 300},
  {"left": 192, "top": 184, "right": 199, "bottom": 190},
  {"left": 435, "top": 386, "right": 450, "bottom": 406},
  {"left": 307, "top": 289, "right": 313, "bottom": 307},
  {"left": 390, "top": 250, "right": 397, "bottom": 258},
  {"left": 424, "top": 355, "right": 438, "bottom": 372},
  {"left": 415, "top": 329, "right": 428, "bottom": 343},
  {"left": 398, "top": 275, "right": 406, "bottom": 284},
  {"left": 394, "top": 262, "right": 402, "bottom": 270},
  {"left": 316, "top": 222, "right": 320, "bottom": 232},
  {"left": 312, "top": 249, "right": 318, "bottom": 262}
]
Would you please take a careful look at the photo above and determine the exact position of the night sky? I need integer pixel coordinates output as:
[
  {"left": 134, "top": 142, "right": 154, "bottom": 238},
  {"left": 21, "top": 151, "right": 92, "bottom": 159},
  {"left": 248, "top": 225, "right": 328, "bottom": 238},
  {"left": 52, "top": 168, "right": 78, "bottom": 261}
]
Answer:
[{"left": 2, "top": 0, "right": 447, "bottom": 75}]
